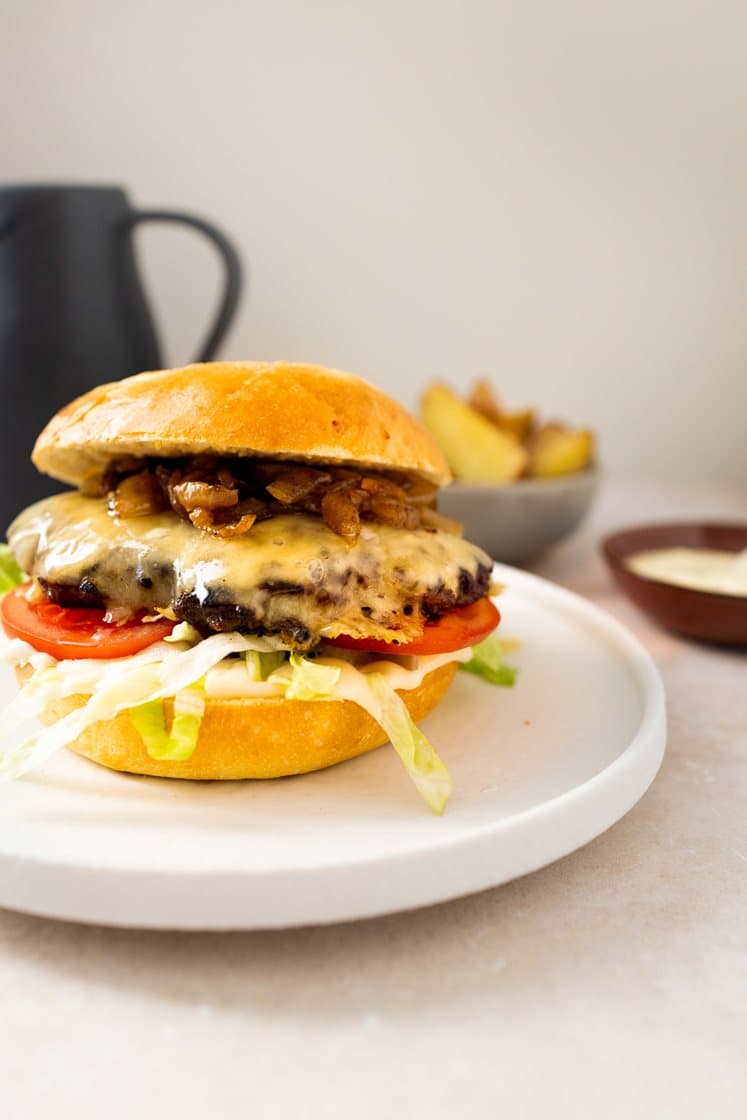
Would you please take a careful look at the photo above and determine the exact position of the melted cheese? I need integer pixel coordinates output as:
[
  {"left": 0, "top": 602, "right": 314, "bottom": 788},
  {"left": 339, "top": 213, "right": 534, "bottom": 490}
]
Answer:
[{"left": 9, "top": 493, "right": 491, "bottom": 646}]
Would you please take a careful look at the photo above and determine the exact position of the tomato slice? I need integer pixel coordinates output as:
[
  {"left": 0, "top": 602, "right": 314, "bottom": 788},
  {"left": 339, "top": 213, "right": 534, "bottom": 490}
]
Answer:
[
  {"left": 1, "top": 583, "right": 175, "bottom": 660},
  {"left": 326, "top": 597, "right": 500, "bottom": 656}
]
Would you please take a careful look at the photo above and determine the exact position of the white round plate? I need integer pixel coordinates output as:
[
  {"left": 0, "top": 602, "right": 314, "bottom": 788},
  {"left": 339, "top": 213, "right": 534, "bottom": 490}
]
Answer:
[{"left": 0, "top": 566, "right": 666, "bottom": 930}]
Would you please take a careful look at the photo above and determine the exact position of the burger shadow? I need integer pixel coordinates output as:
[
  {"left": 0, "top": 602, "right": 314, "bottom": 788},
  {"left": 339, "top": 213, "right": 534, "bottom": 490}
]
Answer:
[{"left": 0, "top": 781, "right": 688, "bottom": 1023}]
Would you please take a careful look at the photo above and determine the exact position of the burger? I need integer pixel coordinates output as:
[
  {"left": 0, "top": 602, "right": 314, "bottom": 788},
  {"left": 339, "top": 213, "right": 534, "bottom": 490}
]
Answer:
[{"left": 0, "top": 362, "right": 512, "bottom": 812}]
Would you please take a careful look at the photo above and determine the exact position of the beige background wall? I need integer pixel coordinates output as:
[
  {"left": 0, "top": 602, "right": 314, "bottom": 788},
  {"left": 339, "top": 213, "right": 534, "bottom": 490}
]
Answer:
[{"left": 3, "top": 0, "right": 747, "bottom": 483}]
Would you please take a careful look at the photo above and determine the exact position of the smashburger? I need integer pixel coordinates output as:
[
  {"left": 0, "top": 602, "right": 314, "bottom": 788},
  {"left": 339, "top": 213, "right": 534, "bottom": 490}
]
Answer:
[{"left": 0, "top": 362, "right": 512, "bottom": 812}]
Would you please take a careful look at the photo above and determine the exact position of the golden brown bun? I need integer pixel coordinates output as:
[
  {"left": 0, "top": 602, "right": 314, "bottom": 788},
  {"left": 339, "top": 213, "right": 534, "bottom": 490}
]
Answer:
[
  {"left": 32, "top": 360, "right": 450, "bottom": 488},
  {"left": 19, "top": 662, "right": 456, "bottom": 780}
]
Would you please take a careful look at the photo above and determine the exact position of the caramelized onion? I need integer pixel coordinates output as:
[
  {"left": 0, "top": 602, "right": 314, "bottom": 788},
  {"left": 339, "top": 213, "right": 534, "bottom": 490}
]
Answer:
[
  {"left": 400, "top": 475, "right": 439, "bottom": 504},
  {"left": 321, "top": 490, "right": 360, "bottom": 541},
  {"left": 80, "top": 467, "right": 107, "bottom": 498},
  {"left": 364, "top": 495, "right": 408, "bottom": 528},
  {"left": 173, "top": 480, "right": 238, "bottom": 511},
  {"left": 188, "top": 508, "right": 257, "bottom": 537},
  {"left": 95, "top": 455, "right": 457, "bottom": 542},
  {"left": 109, "top": 472, "right": 166, "bottom": 518},
  {"left": 266, "top": 467, "right": 331, "bottom": 504},
  {"left": 419, "top": 507, "right": 463, "bottom": 536},
  {"left": 360, "top": 476, "right": 407, "bottom": 501}
]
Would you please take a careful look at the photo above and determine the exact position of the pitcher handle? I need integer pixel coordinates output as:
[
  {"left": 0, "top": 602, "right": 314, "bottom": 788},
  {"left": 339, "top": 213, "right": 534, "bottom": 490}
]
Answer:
[{"left": 126, "top": 210, "right": 243, "bottom": 362}]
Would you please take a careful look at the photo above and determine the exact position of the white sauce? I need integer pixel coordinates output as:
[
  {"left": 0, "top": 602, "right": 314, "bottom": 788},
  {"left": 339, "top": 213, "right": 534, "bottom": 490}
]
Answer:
[
  {"left": 203, "top": 647, "right": 471, "bottom": 699},
  {"left": 625, "top": 547, "right": 747, "bottom": 598}
]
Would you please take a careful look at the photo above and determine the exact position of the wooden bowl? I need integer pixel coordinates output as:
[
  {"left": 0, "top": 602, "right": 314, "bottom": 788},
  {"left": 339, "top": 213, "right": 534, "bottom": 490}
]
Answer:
[{"left": 602, "top": 522, "right": 747, "bottom": 646}]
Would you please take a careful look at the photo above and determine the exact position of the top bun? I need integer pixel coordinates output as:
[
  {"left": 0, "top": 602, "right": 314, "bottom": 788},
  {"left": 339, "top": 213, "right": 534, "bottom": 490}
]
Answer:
[{"left": 32, "top": 361, "right": 451, "bottom": 488}]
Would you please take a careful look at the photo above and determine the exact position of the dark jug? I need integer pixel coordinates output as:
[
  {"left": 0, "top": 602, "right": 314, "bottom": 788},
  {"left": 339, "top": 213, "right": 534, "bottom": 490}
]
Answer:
[{"left": 0, "top": 183, "right": 243, "bottom": 530}]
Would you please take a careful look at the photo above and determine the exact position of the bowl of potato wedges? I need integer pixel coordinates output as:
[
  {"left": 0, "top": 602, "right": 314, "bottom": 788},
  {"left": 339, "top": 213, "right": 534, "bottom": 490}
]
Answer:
[{"left": 421, "top": 380, "right": 598, "bottom": 564}]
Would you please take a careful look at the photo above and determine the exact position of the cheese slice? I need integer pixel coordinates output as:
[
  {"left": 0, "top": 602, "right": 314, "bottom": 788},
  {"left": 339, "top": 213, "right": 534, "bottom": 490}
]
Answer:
[{"left": 9, "top": 493, "right": 492, "bottom": 647}]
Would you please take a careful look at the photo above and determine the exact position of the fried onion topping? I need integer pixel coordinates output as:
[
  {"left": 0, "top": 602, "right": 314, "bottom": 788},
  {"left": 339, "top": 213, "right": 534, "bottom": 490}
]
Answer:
[{"left": 91, "top": 456, "right": 457, "bottom": 542}]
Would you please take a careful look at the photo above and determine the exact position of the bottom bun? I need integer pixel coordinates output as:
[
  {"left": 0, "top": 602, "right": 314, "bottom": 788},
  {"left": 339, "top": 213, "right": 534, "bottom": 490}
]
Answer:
[{"left": 22, "top": 662, "right": 457, "bottom": 780}]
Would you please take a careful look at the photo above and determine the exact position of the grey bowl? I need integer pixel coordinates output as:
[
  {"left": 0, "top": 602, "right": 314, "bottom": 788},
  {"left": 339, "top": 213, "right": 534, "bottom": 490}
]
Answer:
[{"left": 438, "top": 469, "right": 600, "bottom": 564}]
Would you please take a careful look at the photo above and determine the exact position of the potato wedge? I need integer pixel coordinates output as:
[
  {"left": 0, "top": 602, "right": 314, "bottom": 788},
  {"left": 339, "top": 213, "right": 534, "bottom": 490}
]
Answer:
[
  {"left": 468, "top": 380, "right": 535, "bottom": 441},
  {"left": 467, "top": 380, "right": 504, "bottom": 427},
  {"left": 421, "top": 384, "right": 528, "bottom": 483},
  {"left": 527, "top": 427, "right": 594, "bottom": 478},
  {"left": 498, "top": 408, "right": 535, "bottom": 442}
]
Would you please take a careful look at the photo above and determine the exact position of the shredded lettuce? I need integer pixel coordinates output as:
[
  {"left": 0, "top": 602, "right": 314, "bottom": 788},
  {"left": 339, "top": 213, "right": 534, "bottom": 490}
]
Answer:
[
  {"left": 170, "top": 681, "right": 207, "bottom": 755},
  {"left": 279, "top": 653, "right": 341, "bottom": 700},
  {"left": 0, "top": 627, "right": 461, "bottom": 813},
  {"left": 364, "top": 673, "right": 452, "bottom": 814},
  {"left": 0, "top": 544, "right": 25, "bottom": 595},
  {"left": 0, "top": 633, "right": 261, "bottom": 779},
  {"left": 272, "top": 654, "right": 452, "bottom": 812},
  {"left": 130, "top": 680, "right": 206, "bottom": 761},
  {"left": 164, "top": 621, "right": 201, "bottom": 645},
  {"left": 244, "top": 649, "right": 286, "bottom": 682},
  {"left": 129, "top": 699, "right": 168, "bottom": 754},
  {"left": 459, "top": 635, "right": 518, "bottom": 687}
]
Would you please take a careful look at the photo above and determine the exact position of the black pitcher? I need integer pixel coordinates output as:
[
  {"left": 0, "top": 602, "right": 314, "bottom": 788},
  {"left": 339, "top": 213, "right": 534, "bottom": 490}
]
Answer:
[{"left": 0, "top": 183, "right": 243, "bottom": 528}]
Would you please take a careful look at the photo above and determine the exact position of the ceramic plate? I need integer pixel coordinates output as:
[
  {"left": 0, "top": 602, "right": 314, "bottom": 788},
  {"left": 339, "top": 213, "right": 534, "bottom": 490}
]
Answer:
[{"left": 0, "top": 566, "right": 666, "bottom": 929}]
